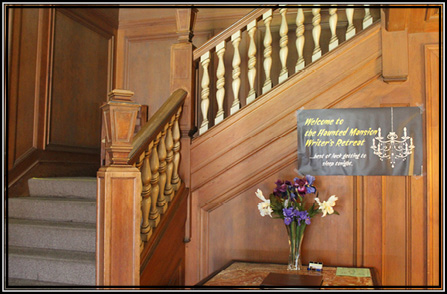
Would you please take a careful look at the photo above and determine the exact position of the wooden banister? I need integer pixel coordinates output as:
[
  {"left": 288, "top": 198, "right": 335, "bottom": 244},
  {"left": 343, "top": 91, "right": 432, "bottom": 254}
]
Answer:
[
  {"left": 193, "top": 7, "right": 276, "bottom": 61},
  {"left": 193, "top": 5, "right": 381, "bottom": 137},
  {"left": 128, "top": 89, "right": 187, "bottom": 165},
  {"left": 97, "top": 87, "right": 187, "bottom": 287}
]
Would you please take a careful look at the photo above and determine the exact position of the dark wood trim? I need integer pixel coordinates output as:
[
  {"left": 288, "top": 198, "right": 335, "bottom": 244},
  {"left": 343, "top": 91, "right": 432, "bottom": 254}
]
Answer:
[
  {"left": 8, "top": 149, "right": 100, "bottom": 190},
  {"left": 57, "top": 7, "right": 118, "bottom": 38},
  {"left": 45, "top": 143, "right": 100, "bottom": 154},
  {"left": 7, "top": 7, "right": 22, "bottom": 170}
]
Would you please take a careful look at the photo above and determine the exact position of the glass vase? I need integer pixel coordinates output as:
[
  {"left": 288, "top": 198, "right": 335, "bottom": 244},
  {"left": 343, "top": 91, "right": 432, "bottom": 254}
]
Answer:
[{"left": 286, "top": 221, "right": 306, "bottom": 271}]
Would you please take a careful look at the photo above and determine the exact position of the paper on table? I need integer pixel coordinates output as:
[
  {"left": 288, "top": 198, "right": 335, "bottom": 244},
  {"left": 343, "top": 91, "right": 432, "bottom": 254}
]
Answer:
[{"left": 336, "top": 267, "right": 371, "bottom": 278}]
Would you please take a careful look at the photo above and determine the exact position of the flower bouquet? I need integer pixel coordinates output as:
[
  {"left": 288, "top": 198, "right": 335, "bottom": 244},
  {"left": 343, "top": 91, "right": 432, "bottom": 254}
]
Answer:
[{"left": 255, "top": 175, "right": 339, "bottom": 270}]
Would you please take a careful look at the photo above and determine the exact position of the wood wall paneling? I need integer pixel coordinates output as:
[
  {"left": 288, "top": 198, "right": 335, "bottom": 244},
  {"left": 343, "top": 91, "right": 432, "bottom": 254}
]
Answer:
[
  {"left": 186, "top": 17, "right": 440, "bottom": 288},
  {"left": 424, "top": 44, "right": 440, "bottom": 288},
  {"left": 8, "top": 8, "right": 40, "bottom": 168},
  {"left": 49, "top": 10, "right": 110, "bottom": 150},
  {"left": 140, "top": 186, "right": 189, "bottom": 287},
  {"left": 124, "top": 35, "right": 174, "bottom": 118},
  {"left": 187, "top": 23, "right": 383, "bottom": 284},
  {"left": 7, "top": 7, "right": 116, "bottom": 196}
]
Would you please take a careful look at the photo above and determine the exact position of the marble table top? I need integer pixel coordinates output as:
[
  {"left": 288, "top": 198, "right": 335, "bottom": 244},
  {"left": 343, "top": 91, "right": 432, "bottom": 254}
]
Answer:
[{"left": 196, "top": 261, "right": 379, "bottom": 289}]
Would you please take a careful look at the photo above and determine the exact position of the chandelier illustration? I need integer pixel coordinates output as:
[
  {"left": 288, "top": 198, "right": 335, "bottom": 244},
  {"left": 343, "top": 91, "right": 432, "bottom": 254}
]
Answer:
[{"left": 371, "top": 108, "right": 415, "bottom": 168}]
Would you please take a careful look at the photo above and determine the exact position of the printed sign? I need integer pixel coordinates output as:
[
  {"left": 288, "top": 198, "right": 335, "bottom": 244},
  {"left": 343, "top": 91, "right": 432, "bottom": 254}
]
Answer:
[{"left": 297, "top": 107, "right": 423, "bottom": 176}]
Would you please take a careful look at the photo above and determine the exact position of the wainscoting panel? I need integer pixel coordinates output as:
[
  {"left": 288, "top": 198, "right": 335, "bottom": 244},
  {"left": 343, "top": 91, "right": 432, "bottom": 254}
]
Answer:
[
  {"left": 7, "top": 7, "right": 117, "bottom": 196},
  {"left": 186, "top": 21, "right": 440, "bottom": 288}
]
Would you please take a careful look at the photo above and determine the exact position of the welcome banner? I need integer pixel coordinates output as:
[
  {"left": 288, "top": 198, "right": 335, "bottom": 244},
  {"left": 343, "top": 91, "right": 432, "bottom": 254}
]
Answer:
[{"left": 296, "top": 107, "right": 423, "bottom": 176}]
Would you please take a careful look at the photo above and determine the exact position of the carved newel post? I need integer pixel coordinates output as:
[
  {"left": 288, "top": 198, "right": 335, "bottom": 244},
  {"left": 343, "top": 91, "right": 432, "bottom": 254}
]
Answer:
[{"left": 96, "top": 89, "right": 142, "bottom": 287}]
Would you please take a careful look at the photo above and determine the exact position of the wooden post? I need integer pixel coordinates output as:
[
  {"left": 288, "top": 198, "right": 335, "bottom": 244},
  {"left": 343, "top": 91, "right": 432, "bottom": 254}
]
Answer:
[
  {"left": 170, "top": 8, "right": 197, "bottom": 190},
  {"left": 171, "top": 8, "right": 197, "bottom": 284},
  {"left": 381, "top": 8, "right": 409, "bottom": 83},
  {"left": 97, "top": 89, "right": 141, "bottom": 287}
]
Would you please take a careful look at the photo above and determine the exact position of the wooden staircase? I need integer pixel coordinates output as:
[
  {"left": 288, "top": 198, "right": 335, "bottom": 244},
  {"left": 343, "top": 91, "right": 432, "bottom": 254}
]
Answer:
[{"left": 7, "top": 5, "right": 440, "bottom": 289}]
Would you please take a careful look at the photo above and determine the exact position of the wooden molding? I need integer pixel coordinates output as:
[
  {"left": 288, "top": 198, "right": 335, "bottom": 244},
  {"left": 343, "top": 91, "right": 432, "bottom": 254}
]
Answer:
[
  {"left": 381, "top": 9, "right": 408, "bottom": 84},
  {"left": 383, "top": 7, "right": 409, "bottom": 32},
  {"left": 424, "top": 44, "right": 440, "bottom": 288},
  {"left": 57, "top": 7, "right": 118, "bottom": 37},
  {"left": 7, "top": 149, "right": 100, "bottom": 197}
]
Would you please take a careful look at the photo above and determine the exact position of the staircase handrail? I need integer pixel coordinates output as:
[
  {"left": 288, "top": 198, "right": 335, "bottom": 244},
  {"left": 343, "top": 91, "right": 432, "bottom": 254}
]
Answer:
[
  {"left": 193, "top": 6, "right": 277, "bottom": 61},
  {"left": 128, "top": 88, "right": 187, "bottom": 165}
]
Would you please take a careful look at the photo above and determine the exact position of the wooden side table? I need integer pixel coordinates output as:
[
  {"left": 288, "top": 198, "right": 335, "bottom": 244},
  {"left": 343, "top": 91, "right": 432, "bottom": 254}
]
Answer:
[{"left": 195, "top": 260, "right": 380, "bottom": 289}]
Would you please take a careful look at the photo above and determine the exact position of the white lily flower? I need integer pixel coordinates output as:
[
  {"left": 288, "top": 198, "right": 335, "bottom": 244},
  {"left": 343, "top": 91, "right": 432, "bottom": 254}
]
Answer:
[
  {"left": 315, "top": 195, "right": 338, "bottom": 217},
  {"left": 257, "top": 201, "right": 273, "bottom": 217},
  {"left": 255, "top": 189, "right": 273, "bottom": 217},
  {"left": 255, "top": 189, "right": 267, "bottom": 202}
]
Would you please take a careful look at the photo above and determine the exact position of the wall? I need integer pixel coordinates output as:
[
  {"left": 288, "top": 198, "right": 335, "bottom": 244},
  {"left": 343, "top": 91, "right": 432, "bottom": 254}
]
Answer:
[
  {"left": 7, "top": 7, "right": 118, "bottom": 196},
  {"left": 186, "top": 8, "right": 441, "bottom": 288},
  {"left": 113, "top": 8, "right": 255, "bottom": 119}
]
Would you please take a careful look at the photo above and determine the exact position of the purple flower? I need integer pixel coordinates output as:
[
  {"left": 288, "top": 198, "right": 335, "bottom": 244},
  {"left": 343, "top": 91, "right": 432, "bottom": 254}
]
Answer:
[
  {"left": 290, "top": 192, "right": 297, "bottom": 201},
  {"left": 283, "top": 207, "right": 295, "bottom": 225},
  {"left": 306, "top": 185, "right": 316, "bottom": 194},
  {"left": 273, "top": 187, "right": 280, "bottom": 196},
  {"left": 294, "top": 178, "right": 307, "bottom": 195},
  {"left": 275, "top": 179, "right": 284, "bottom": 186},
  {"left": 296, "top": 210, "right": 311, "bottom": 226},
  {"left": 279, "top": 183, "right": 288, "bottom": 193},
  {"left": 305, "top": 175, "right": 315, "bottom": 185},
  {"left": 283, "top": 207, "right": 294, "bottom": 217}
]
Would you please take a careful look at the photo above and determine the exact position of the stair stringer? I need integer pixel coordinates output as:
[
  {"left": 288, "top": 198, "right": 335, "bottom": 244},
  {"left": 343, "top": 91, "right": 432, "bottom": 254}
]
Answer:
[{"left": 187, "top": 22, "right": 383, "bottom": 284}]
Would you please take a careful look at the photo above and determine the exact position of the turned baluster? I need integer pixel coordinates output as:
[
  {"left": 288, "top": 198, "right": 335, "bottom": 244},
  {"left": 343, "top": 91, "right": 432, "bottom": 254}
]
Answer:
[
  {"left": 246, "top": 20, "right": 257, "bottom": 105},
  {"left": 328, "top": 6, "right": 339, "bottom": 51},
  {"left": 140, "top": 143, "right": 153, "bottom": 245},
  {"left": 171, "top": 107, "right": 182, "bottom": 191},
  {"left": 157, "top": 124, "right": 168, "bottom": 214},
  {"left": 215, "top": 41, "right": 226, "bottom": 125},
  {"left": 295, "top": 7, "right": 305, "bottom": 72},
  {"left": 135, "top": 154, "right": 144, "bottom": 252},
  {"left": 199, "top": 52, "right": 210, "bottom": 135},
  {"left": 346, "top": 5, "right": 356, "bottom": 40},
  {"left": 363, "top": 5, "right": 373, "bottom": 29},
  {"left": 149, "top": 134, "right": 161, "bottom": 227},
  {"left": 312, "top": 7, "right": 322, "bottom": 62},
  {"left": 262, "top": 9, "right": 273, "bottom": 94},
  {"left": 164, "top": 115, "right": 175, "bottom": 202},
  {"left": 278, "top": 7, "right": 289, "bottom": 84},
  {"left": 230, "top": 31, "right": 241, "bottom": 115}
]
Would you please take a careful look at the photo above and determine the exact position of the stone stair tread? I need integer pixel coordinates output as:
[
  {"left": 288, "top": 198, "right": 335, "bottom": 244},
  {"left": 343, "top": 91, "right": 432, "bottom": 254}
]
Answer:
[{"left": 9, "top": 246, "right": 95, "bottom": 263}]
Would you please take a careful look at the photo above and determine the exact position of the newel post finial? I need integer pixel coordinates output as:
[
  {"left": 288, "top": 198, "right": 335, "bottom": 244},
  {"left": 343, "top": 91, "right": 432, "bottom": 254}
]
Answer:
[
  {"left": 175, "top": 7, "right": 198, "bottom": 43},
  {"left": 101, "top": 89, "right": 140, "bottom": 165},
  {"left": 97, "top": 89, "right": 142, "bottom": 287}
]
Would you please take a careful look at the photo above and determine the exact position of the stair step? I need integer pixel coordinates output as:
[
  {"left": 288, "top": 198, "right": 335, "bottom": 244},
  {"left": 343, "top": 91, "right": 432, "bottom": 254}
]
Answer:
[
  {"left": 28, "top": 177, "right": 96, "bottom": 199},
  {"left": 8, "top": 246, "right": 95, "bottom": 286},
  {"left": 8, "top": 218, "right": 96, "bottom": 252},
  {"left": 7, "top": 277, "right": 75, "bottom": 287},
  {"left": 8, "top": 196, "right": 96, "bottom": 223}
]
